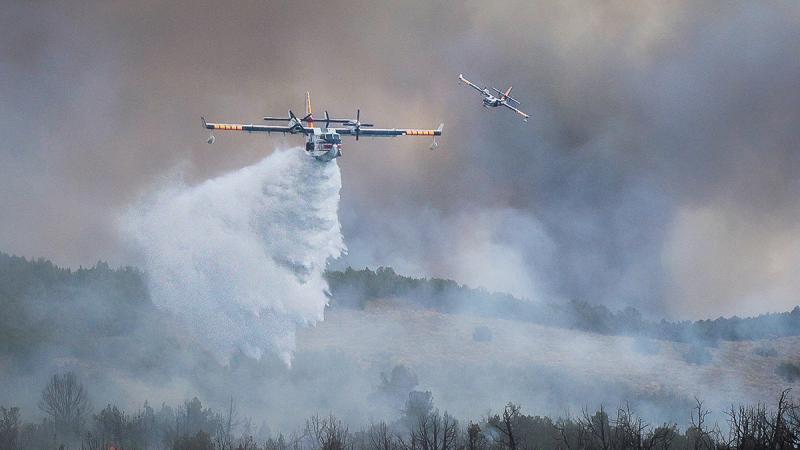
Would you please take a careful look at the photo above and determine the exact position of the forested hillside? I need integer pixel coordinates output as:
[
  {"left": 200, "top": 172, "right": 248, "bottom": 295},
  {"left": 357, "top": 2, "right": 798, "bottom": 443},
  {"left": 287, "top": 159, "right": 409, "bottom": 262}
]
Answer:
[
  {"left": 2, "top": 252, "right": 800, "bottom": 367},
  {"left": 326, "top": 267, "right": 800, "bottom": 342},
  {"left": 0, "top": 252, "right": 188, "bottom": 375}
]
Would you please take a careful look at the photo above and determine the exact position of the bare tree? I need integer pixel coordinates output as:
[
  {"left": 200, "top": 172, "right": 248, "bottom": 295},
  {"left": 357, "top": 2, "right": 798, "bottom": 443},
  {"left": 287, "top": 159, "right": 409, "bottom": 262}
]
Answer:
[
  {"left": 724, "top": 389, "right": 800, "bottom": 449},
  {"left": 608, "top": 403, "right": 674, "bottom": 450},
  {"left": 611, "top": 403, "right": 647, "bottom": 450},
  {"left": 688, "top": 398, "right": 717, "bottom": 450},
  {"left": 306, "top": 414, "right": 351, "bottom": 450},
  {"left": 439, "top": 413, "right": 458, "bottom": 450},
  {"left": 235, "top": 434, "right": 259, "bottom": 450},
  {"left": 553, "top": 416, "right": 575, "bottom": 450},
  {"left": 215, "top": 397, "right": 241, "bottom": 450},
  {"left": 488, "top": 403, "right": 520, "bottom": 450},
  {"left": 407, "top": 410, "right": 458, "bottom": 450},
  {"left": 38, "top": 372, "right": 90, "bottom": 439},
  {"left": 412, "top": 409, "right": 438, "bottom": 450},
  {"left": 770, "top": 388, "right": 793, "bottom": 447},
  {"left": 580, "top": 405, "right": 610, "bottom": 450},
  {"left": 367, "top": 422, "right": 397, "bottom": 450},
  {"left": 646, "top": 424, "right": 678, "bottom": 450}
]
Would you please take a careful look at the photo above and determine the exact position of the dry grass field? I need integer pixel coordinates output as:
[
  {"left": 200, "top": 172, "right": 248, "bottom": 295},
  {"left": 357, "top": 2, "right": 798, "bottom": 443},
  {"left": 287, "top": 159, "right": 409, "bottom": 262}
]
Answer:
[{"left": 298, "top": 301, "right": 800, "bottom": 421}]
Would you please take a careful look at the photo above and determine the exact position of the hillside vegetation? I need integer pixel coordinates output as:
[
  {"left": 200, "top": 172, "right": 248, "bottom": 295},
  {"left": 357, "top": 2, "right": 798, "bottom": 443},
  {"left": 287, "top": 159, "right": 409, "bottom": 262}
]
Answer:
[
  {"left": 326, "top": 266, "right": 800, "bottom": 343},
  {"left": 2, "top": 252, "right": 800, "bottom": 367}
]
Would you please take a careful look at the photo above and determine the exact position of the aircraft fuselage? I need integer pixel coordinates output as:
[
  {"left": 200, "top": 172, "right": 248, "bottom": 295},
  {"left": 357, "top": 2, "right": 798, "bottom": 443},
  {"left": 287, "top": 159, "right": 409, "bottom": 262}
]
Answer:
[
  {"left": 482, "top": 95, "right": 503, "bottom": 108},
  {"left": 305, "top": 129, "right": 343, "bottom": 161}
]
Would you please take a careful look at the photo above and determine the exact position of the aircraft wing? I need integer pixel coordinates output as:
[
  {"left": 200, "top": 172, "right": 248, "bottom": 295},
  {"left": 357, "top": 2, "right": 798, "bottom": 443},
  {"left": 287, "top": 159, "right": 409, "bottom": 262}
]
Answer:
[
  {"left": 459, "top": 74, "right": 485, "bottom": 94},
  {"left": 203, "top": 117, "right": 311, "bottom": 135},
  {"left": 333, "top": 124, "right": 443, "bottom": 138},
  {"left": 502, "top": 103, "right": 530, "bottom": 122}
]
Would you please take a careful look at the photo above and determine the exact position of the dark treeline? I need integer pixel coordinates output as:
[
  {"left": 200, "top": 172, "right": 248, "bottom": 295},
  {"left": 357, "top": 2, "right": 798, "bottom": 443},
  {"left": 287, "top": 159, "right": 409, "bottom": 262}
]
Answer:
[
  {"left": 3, "top": 370, "right": 800, "bottom": 450},
  {"left": 0, "top": 252, "right": 185, "bottom": 372},
  {"left": 3, "top": 251, "right": 800, "bottom": 367},
  {"left": 325, "top": 267, "right": 800, "bottom": 343}
]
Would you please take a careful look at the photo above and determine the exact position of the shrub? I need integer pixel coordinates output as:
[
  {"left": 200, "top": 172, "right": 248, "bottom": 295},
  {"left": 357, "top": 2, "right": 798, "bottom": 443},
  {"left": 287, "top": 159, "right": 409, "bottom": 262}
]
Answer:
[
  {"left": 753, "top": 346, "right": 778, "bottom": 357},
  {"left": 682, "top": 345, "right": 713, "bottom": 365},
  {"left": 776, "top": 361, "right": 800, "bottom": 383},
  {"left": 172, "top": 431, "right": 214, "bottom": 450}
]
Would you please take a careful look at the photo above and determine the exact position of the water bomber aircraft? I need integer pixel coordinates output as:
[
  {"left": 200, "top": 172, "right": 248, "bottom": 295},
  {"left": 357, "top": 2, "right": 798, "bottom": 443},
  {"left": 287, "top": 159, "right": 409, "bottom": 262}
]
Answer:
[
  {"left": 458, "top": 74, "right": 530, "bottom": 122},
  {"left": 203, "top": 93, "right": 443, "bottom": 162}
]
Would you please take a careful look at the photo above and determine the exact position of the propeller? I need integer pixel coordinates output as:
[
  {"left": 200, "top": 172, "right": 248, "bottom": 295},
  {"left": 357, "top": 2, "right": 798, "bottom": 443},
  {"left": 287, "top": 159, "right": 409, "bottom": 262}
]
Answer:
[
  {"left": 347, "top": 109, "right": 374, "bottom": 140},
  {"left": 288, "top": 110, "right": 305, "bottom": 132},
  {"left": 319, "top": 110, "right": 374, "bottom": 138},
  {"left": 355, "top": 109, "right": 360, "bottom": 140}
]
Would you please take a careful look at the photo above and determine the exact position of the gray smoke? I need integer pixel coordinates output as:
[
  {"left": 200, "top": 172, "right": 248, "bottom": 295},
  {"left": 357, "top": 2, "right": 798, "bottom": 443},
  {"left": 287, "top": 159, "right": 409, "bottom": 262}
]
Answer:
[{"left": 2, "top": 1, "right": 800, "bottom": 319}]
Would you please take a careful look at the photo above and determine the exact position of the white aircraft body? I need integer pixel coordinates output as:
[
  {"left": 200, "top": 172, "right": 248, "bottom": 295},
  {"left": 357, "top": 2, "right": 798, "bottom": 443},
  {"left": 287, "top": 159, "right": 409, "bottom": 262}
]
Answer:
[{"left": 458, "top": 74, "right": 529, "bottom": 122}]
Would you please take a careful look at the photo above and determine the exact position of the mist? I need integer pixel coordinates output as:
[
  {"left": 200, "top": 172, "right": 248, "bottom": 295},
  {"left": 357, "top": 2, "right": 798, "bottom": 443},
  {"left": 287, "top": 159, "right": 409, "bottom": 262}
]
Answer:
[
  {"left": 2, "top": 2, "right": 800, "bottom": 449},
  {"left": 121, "top": 148, "right": 344, "bottom": 364}
]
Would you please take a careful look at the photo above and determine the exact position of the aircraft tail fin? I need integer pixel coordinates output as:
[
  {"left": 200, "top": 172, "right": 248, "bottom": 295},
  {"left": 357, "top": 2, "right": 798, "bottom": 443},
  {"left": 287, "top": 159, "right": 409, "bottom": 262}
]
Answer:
[
  {"left": 305, "top": 91, "right": 313, "bottom": 127},
  {"left": 493, "top": 86, "right": 521, "bottom": 105}
]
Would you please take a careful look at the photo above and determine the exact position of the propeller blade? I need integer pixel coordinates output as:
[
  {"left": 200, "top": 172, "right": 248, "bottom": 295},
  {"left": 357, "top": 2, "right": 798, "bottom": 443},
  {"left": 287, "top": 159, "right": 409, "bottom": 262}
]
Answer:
[
  {"left": 357, "top": 109, "right": 360, "bottom": 122},
  {"left": 325, "top": 110, "right": 330, "bottom": 128}
]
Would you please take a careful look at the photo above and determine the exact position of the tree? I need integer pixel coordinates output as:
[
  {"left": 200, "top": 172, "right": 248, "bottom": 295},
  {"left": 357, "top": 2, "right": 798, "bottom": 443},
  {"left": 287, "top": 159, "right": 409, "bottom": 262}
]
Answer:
[
  {"left": 466, "top": 422, "right": 485, "bottom": 450},
  {"left": 403, "top": 391, "right": 434, "bottom": 431},
  {"left": 306, "top": 414, "right": 350, "bottom": 450},
  {"left": 38, "top": 372, "right": 90, "bottom": 439},
  {"left": 488, "top": 403, "right": 520, "bottom": 450},
  {"left": 0, "top": 406, "right": 20, "bottom": 450},
  {"left": 366, "top": 422, "right": 397, "bottom": 450},
  {"left": 401, "top": 409, "right": 458, "bottom": 450},
  {"left": 215, "top": 397, "right": 241, "bottom": 450},
  {"left": 580, "top": 406, "right": 610, "bottom": 450},
  {"left": 376, "top": 365, "right": 419, "bottom": 411},
  {"left": 687, "top": 398, "right": 716, "bottom": 450},
  {"left": 172, "top": 431, "right": 214, "bottom": 450}
]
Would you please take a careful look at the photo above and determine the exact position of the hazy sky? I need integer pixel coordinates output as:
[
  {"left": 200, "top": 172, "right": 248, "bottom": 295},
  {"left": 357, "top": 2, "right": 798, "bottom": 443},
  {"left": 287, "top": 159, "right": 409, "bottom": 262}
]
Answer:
[{"left": 2, "top": 0, "right": 800, "bottom": 319}]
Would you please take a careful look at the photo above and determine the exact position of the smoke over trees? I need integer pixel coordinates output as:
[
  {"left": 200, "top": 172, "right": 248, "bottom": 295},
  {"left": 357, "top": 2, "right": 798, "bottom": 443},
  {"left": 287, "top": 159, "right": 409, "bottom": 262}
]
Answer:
[{"left": 5, "top": 372, "right": 800, "bottom": 450}]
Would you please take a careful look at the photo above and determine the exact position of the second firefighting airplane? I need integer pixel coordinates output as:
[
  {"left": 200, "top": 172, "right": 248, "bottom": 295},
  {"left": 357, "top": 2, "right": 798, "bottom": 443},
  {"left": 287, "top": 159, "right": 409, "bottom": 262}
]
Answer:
[
  {"left": 203, "top": 93, "right": 443, "bottom": 162},
  {"left": 458, "top": 74, "right": 529, "bottom": 122}
]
